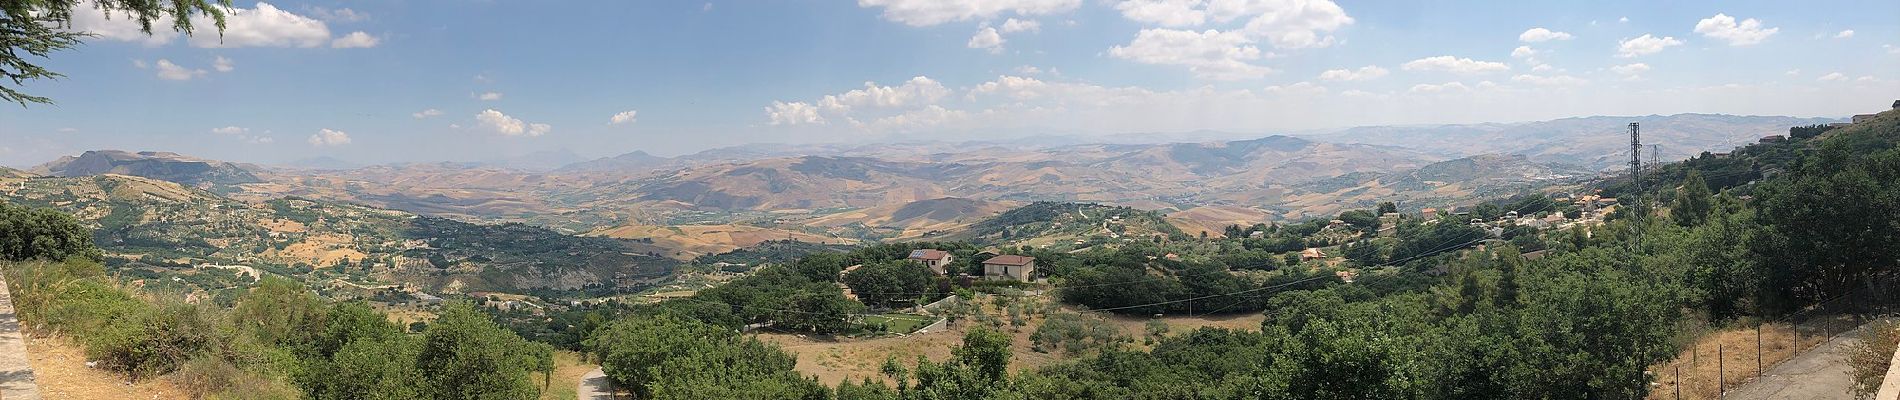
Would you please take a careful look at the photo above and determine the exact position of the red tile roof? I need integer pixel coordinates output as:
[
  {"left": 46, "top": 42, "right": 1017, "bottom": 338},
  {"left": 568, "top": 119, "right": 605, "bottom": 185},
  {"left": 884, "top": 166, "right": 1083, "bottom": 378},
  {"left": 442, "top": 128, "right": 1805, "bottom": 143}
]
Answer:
[{"left": 982, "top": 255, "right": 1035, "bottom": 266}]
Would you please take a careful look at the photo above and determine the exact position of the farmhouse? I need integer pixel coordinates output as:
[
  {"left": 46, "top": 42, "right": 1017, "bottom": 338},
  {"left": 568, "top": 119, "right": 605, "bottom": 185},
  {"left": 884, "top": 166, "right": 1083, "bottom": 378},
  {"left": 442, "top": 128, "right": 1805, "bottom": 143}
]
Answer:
[
  {"left": 907, "top": 249, "right": 954, "bottom": 275},
  {"left": 981, "top": 255, "right": 1036, "bottom": 282}
]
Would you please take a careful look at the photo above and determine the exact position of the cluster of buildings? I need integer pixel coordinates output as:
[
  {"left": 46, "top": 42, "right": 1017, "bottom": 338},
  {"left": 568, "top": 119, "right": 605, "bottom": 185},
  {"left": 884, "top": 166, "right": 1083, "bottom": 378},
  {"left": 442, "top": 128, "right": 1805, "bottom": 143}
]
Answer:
[{"left": 904, "top": 249, "right": 1037, "bottom": 282}]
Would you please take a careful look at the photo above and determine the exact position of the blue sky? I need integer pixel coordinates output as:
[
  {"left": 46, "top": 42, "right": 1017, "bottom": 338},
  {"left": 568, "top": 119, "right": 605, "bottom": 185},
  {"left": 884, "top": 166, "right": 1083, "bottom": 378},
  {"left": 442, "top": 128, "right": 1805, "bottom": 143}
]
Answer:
[{"left": 2, "top": 0, "right": 1897, "bottom": 166}]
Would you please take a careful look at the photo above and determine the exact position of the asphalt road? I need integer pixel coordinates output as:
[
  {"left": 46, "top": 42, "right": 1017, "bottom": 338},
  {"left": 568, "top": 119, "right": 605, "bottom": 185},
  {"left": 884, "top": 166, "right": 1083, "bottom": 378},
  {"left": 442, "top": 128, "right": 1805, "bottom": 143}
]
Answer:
[
  {"left": 1727, "top": 323, "right": 1871, "bottom": 400},
  {"left": 579, "top": 367, "right": 614, "bottom": 400}
]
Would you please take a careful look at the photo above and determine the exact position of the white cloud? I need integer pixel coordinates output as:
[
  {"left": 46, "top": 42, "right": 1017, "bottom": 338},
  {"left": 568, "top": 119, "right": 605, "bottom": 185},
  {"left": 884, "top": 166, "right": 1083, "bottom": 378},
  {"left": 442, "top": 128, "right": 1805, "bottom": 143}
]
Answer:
[
  {"left": 1001, "top": 18, "right": 1041, "bottom": 33},
  {"left": 1531, "top": 64, "right": 1553, "bottom": 72},
  {"left": 1316, "top": 65, "right": 1387, "bottom": 81},
  {"left": 1857, "top": 76, "right": 1879, "bottom": 83},
  {"left": 477, "top": 92, "right": 504, "bottom": 101},
  {"left": 1109, "top": 28, "right": 1272, "bottom": 80},
  {"left": 212, "top": 56, "right": 234, "bottom": 72},
  {"left": 817, "top": 76, "right": 951, "bottom": 113},
  {"left": 64, "top": 2, "right": 380, "bottom": 49},
  {"left": 1263, "top": 81, "right": 1327, "bottom": 96},
  {"left": 1511, "top": 74, "right": 1586, "bottom": 86},
  {"left": 153, "top": 59, "right": 206, "bottom": 81},
  {"left": 476, "top": 109, "right": 551, "bottom": 137},
  {"left": 1610, "top": 63, "right": 1650, "bottom": 75},
  {"left": 1818, "top": 72, "right": 1847, "bottom": 82},
  {"left": 766, "top": 101, "right": 825, "bottom": 125},
  {"left": 1511, "top": 46, "right": 1537, "bottom": 59},
  {"left": 1111, "top": 0, "right": 1353, "bottom": 49},
  {"left": 330, "top": 31, "right": 380, "bottom": 48},
  {"left": 307, "top": 129, "right": 351, "bottom": 146},
  {"left": 212, "top": 126, "right": 273, "bottom": 144},
  {"left": 131, "top": 59, "right": 148, "bottom": 68},
  {"left": 1114, "top": 0, "right": 1205, "bottom": 26},
  {"left": 1835, "top": 30, "right": 1854, "bottom": 39},
  {"left": 189, "top": 2, "right": 332, "bottom": 48},
  {"left": 1401, "top": 56, "right": 1509, "bottom": 74},
  {"left": 610, "top": 110, "right": 639, "bottom": 125},
  {"left": 1407, "top": 82, "right": 1470, "bottom": 94},
  {"left": 856, "top": 0, "right": 1082, "bottom": 26},
  {"left": 1014, "top": 65, "right": 1044, "bottom": 75},
  {"left": 309, "top": 7, "right": 367, "bottom": 22},
  {"left": 968, "top": 27, "right": 1005, "bottom": 53},
  {"left": 1785, "top": 69, "right": 1800, "bottom": 76},
  {"left": 1888, "top": 44, "right": 1900, "bottom": 55},
  {"left": 412, "top": 109, "right": 443, "bottom": 119},
  {"left": 1694, "top": 13, "right": 1777, "bottom": 46},
  {"left": 1619, "top": 17, "right": 1629, "bottom": 23},
  {"left": 1518, "top": 27, "right": 1573, "bottom": 42},
  {"left": 211, "top": 126, "right": 248, "bottom": 135},
  {"left": 1617, "top": 34, "right": 1683, "bottom": 57}
]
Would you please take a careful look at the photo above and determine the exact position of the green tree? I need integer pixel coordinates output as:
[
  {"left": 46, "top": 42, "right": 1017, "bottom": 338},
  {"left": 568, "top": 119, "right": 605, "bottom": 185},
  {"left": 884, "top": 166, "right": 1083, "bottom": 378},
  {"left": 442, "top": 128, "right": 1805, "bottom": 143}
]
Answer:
[
  {"left": 1, "top": 0, "right": 229, "bottom": 105},
  {"left": 415, "top": 302, "right": 548, "bottom": 400},
  {"left": 842, "top": 260, "right": 936, "bottom": 308},
  {"left": 0, "top": 201, "right": 101, "bottom": 262},
  {"left": 1672, "top": 170, "right": 1713, "bottom": 227},
  {"left": 1378, "top": 201, "right": 1399, "bottom": 215}
]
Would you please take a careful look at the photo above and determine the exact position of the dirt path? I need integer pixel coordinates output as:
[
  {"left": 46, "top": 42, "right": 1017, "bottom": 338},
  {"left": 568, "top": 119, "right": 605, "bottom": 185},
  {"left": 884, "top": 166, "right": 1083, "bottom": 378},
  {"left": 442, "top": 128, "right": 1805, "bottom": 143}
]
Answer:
[
  {"left": 578, "top": 368, "right": 614, "bottom": 400},
  {"left": 0, "top": 272, "right": 39, "bottom": 400},
  {"left": 1726, "top": 323, "right": 1870, "bottom": 400}
]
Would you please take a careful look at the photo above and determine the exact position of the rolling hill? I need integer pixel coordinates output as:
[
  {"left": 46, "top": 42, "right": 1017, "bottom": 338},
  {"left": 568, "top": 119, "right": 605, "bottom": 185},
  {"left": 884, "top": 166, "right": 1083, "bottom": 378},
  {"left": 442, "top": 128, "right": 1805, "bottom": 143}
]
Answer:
[
  {"left": 1298, "top": 114, "right": 1841, "bottom": 169},
  {"left": 32, "top": 150, "right": 264, "bottom": 188}
]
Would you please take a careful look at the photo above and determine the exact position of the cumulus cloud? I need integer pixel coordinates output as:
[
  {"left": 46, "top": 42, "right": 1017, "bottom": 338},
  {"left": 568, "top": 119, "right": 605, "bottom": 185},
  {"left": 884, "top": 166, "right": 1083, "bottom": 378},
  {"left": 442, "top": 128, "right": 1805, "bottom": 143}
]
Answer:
[
  {"left": 212, "top": 56, "right": 235, "bottom": 72},
  {"left": 1511, "top": 46, "right": 1537, "bottom": 59},
  {"left": 1617, "top": 34, "right": 1683, "bottom": 57},
  {"left": 1115, "top": 0, "right": 1206, "bottom": 26},
  {"left": 1110, "top": 29, "right": 1272, "bottom": 80},
  {"left": 211, "top": 126, "right": 248, "bottom": 135},
  {"left": 153, "top": 59, "right": 206, "bottom": 81},
  {"left": 1111, "top": 0, "right": 1352, "bottom": 49},
  {"left": 1610, "top": 63, "right": 1650, "bottom": 75},
  {"left": 476, "top": 109, "right": 551, "bottom": 137},
  {"left": 766, "top": 101, "right": 825, "bottom": 125},
  {"left": 856, "top": 0, "right": 1082, "bottom": 26},
  {"left": 1001, "top": 18, "right": 1041, "bottom": 33},
  {"left": 1518, "top": 27, "right": 1573, "bottom": 42},
  {"left": 968, "top": 27, "right": 1005, "bottom": 53},
  {"left": 1694, "top": 13, "right": 1777, "bottom": 46},
  {"left": 1316, "top": 65, "right": 1387, "bottom": 81},
  {"left": 1401, "top": 56, "right": 1509, "bottom": 74},
  {"left": 412, "top": 109, "right": 443, "bottom": 119},
  {"left": 817, "top": 76, "right": 951, "bottom": 112},
  {"left": 64, "top": 2, "right": 379, "bottom": 49},
  {"left": 476, "top": 92, "right": 504, "bottom": 101},
  {"left": 1835, "top": 30, "right": 1854, "bottom": 39},
  {"left": 307, "top": 129, "right": 351, "bottom": 146},
  {"left": 212, "top": 126, "right": 273, "bottom": 144},
  {"left": 1014, "top": 65, "right": 1044, "bottom": 75},
  {"left": 1817, "top": 72, "right": 1846, "bottom": 82},
  {"left": 610, "top": 110, "right": 639, "bottom": 125},
  {"left": 330, "top": 32, "right": 380, "bottom": 48}
]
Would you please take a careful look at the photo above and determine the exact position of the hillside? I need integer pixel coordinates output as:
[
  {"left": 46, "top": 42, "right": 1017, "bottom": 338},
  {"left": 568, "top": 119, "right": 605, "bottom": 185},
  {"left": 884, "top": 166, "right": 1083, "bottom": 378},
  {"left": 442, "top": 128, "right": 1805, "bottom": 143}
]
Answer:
[
  {"left": 800, "top": 197, "right": 1016, "bottom": 239},
  {"left": 31, "top": 150, "right": 263, "bottom": 188},
  {"left": 1275, "top": 154, "right": 1593, "bottom": 219},
  {"left": 1300, "top": 114, "right": 1841, "bottom": 169},
  {"left": 0, "top": 174, "right": 678, "bottom": 297},
  {"left": 931, "top": 202, "right": 1186, "bottom": 247},
  {"left": 585, "top": 223, "right": 854, "bottom": 259}
]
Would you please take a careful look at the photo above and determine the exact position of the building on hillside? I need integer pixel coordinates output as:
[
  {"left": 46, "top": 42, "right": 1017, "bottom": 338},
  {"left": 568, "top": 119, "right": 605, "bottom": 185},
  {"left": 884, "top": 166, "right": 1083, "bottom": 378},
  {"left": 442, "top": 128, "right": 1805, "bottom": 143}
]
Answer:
[
  {"left": 1421, "top": 208, "right": 1439, "bottom": 220},
  {"left": 907, "top": 249, "right": 955, "bottom": 275},
  {"left": 981, "top": 255, "right": 1036, "bottom": 281},
  {"left": 1300, "top": 247, "right": 1327, "bottom": 261}
]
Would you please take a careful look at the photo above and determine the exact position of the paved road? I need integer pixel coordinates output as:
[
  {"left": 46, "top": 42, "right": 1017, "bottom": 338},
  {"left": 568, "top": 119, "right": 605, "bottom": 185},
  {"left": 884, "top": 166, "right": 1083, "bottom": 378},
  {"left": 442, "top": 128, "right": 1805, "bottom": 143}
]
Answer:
[
  {"left": 1728, "top": 323, "right": 1870, "bottom": 400},
  {"left": 579, "top": 367, "right": 614, "bottom": 400},
  {"left": 0, "top": 272, "right": 41, "bottom": 400}
]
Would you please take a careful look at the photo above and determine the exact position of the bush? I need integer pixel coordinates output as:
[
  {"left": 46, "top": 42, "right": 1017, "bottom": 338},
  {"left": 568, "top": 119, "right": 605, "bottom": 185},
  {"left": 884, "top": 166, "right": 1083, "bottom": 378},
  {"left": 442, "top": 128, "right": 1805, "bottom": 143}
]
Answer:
[{"left": 85, "top": 302, "right": 223, "bottom": 379}]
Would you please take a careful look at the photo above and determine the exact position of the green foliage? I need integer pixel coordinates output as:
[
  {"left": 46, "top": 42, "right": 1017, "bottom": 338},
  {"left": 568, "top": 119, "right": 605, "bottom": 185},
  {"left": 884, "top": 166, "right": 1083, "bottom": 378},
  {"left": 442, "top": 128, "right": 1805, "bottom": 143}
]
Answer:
[
  {"left": 842, "top": 260, "right": 938, "bottom": 308},
  {"left": 587, "top": 315, "right": 823, "bottom": 399},
  {"left": 1029, "top": 311, "right": 1129, "bottom": 355},
  {"left": 1672, "top": 171, "right": 1714, "bottom": 227},
  {"left": 416, "top": 302, "right": 552, "bottom": 400},
  {"left": 0, "top": 201, "right": 101, "bottom": 262}
]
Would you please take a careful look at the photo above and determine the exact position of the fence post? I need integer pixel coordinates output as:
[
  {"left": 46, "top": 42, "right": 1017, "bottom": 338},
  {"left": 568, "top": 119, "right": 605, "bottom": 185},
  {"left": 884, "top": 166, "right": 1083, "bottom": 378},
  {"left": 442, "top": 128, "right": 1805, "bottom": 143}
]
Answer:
[
  {"left": 1757, "top": 323, "right": 1763, "bottom": 377},
  {"left": 1675, "top": 364, "right": 1681, "bottom": 400},
  {"left": 1719, "top": 346, "right": 1726, "bottom": 399}
]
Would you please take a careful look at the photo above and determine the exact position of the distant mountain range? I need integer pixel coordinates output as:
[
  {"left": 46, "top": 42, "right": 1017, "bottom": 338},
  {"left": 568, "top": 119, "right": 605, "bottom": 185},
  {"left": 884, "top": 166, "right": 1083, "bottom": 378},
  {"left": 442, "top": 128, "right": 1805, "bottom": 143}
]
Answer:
[{"left": 17, "top": 113, "right": 1833, "bottom": 255}]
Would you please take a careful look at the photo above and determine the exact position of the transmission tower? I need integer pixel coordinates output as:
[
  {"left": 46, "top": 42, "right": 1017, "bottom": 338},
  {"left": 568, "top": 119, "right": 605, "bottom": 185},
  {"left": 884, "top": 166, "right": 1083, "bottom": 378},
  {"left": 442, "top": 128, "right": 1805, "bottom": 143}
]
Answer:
[{"left": 1629, "top": 123, "right": 1642, "bottom": 195}]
